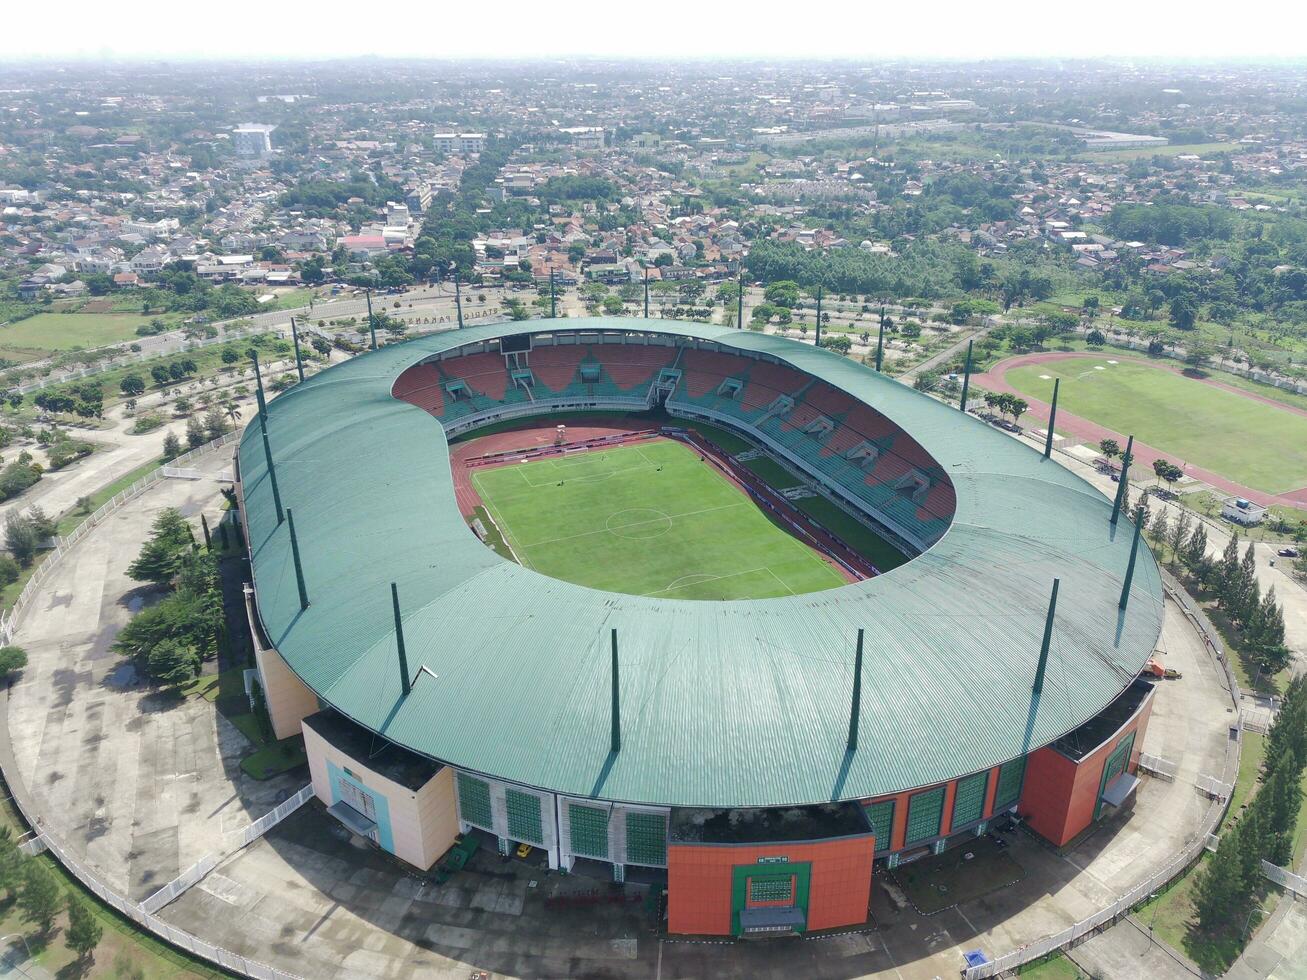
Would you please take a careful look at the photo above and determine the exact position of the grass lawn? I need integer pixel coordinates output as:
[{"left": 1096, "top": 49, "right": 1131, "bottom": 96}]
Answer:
[
  {"left": 739, "top": 454, "right": 803, "bottom": 490},
  {"left": 891, "top": 835, "right": 1025, "bottom": 914},
  {"left": 795, "top": 494, "right": 908, "bottom": 571},
  {"left": 241, "top": 737, "right": 308, "bottom": 779},
  {"left": 0, "top": 777, "right": 223, "bottom": 978},
  {"left": 0, "top": 312, "right": 172, "bottom": 355},
  {"left": 1004, "top": 357, "right": 1307, "bottom": 494},
  {"left": 1016, "top": 953, "right": 1084, "bottom": 978},
  {"left": 1074, "top": 141, "right": 1241, "bottom": 162},
  {"left": 472, "top": 439, "right": 847, "bottom": 600}
]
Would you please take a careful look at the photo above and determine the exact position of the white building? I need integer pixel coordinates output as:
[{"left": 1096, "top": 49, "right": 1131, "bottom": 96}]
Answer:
[
  {"left": 233, "top": 124, "right": 277, "bottom": 158},
  {"left": 386, "top": 201, "right": 411, "bottom": 227},
  {"left": 560, "top": 126, "right": 605, "bottom": 150},
  {"left": 434, "top": 132, "right": 485, "bottom": 155},
  {"left": 1222, "top": 497, "right": 1267, "bottom": 526}
]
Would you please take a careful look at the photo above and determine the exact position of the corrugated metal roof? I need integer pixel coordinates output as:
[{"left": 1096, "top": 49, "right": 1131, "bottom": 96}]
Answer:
[{"left": 239, "top": 317, "right": 1164, "bottom": 808}]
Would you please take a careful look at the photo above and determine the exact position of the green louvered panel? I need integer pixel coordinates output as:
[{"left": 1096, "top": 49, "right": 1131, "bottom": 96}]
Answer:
[
  {"left": 951, "top": 772, "right": 988, "bottom": 829},
  {"left": 994, "top": 757, "right": 1026, "bottom": 810},
  {"left": 863, "top": 800, "right": 895, "bottom": 852},
  {"left": 905, "top": 786, "right": 945, "bottom": 845},
  {"left": 625, "top": 811, "right": 667, "bottom": 867},
  {"left": 505, "top": 788, "right": 543, "bottom": 845},
  {"left": 569, "top": 803, "right": 610, "bottom": 859},
  {"left": 749, "top": 875, "right": 794, "bottom": 903},
  {"left": 457, "top": 773, "right": 493, "bottom": 830}
]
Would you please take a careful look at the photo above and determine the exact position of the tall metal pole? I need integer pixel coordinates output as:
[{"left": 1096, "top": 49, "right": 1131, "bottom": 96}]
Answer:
[
  {"left": 736, "top": 268, "right": 744, "bottom": 329},
  {"left": 455, "top": 274, "right": 464, "bottom": 329},
  {"left": 846, "top": 628, "right": 864, "bottom": 752},
  {"left": 251, "top": 350, "right": 267, "bottom": 422},
  {"left": 1032, "top": 579, "right": 1060, "bottom": 695},
  {"left": 260, "top": 423, "right": 284, "bottom": 526},
  {"left": 610, "top": 628, "right": 620, "bottom": 754},
  {"left": 875, "top": 308, "right": 885, "bottom": 372},
  {"left": 391, "top": 583, "right": 410, "bottom": 697},
  {"left": 643, "top": 267, "right": 649, "bottom": 318},
  {"left": 550, "top": 269, "right": 556, "bottom": 318},
  {"left": 290, "top": 316, "right": 305, "bottom": 384},
  {"left": 1110, "top": 434, "right": 1135, "bottom": 526},
  {"left": 814, "top": 286, "right": 823, "bottom": 347},
  {"left": 958, "top": 339, "right": 973, "bottom": 412},
  {"left": 1043, "top": 377, "right": 1060, "bottom": 459},
  {"left": 1119, "top": 506, "right": 1145, "bottom": 611},
  {"left": 287, "top": 508, "right": 309, "bottom": 610},
  {"left": 365, "top": 288, "right": 377, "bottom": 350}
]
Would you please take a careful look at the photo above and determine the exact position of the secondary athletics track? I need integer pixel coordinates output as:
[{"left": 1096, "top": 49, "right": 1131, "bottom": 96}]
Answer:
[{"left": 972, "top": 351, "right": 1307, "bottom": 510}]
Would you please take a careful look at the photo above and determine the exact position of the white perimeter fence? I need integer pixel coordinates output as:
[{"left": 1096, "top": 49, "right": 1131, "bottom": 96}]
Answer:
[
  {"left": 0, "top": 428, "right": 313, "bottom": 979},
  {"left": 963, "top": 575, "right": 1243, "bottom": 978}
]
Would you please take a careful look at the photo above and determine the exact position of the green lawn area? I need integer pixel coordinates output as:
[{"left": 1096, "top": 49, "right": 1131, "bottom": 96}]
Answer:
[
  {"left": 1004, "top": 357, "right": 1307, "bottom": 494},
  {"left": 471, "top": 439, "right": 847, "bottom": 600},
  {"left": 0, "top": 312, "right": 170, "bottom": 354},
  {"left": 1075, "top": 141, "right": 1241, "bottom": 162},
  {"left": 0, "top": 776, "right": 224, "bottom": 978},
  {"left": 241, "top": 737, "right": 308, "bottom": 779},
  {"left": 1017, "top": 953, "right": 1084, "bottom": 978},
  {"left": 795, "top": 494, "right": 908, "bottom": 571},
  {"left": 739, "top": 454, "right": 803, "bottom": 489}
]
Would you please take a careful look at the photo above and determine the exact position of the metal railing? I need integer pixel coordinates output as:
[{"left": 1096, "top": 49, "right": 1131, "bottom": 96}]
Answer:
[
  {"left": 235, "top": 784, "right": 314, "bottom": 848},
  {"left": 0, "top": 427, "right": 309, "bottom": 978},
  {"left": 1261, "top": 860, "right": 1307, "bottom": 899},
  {"left": 962, "top": 580, "right": 1243, "bottom": 979}
]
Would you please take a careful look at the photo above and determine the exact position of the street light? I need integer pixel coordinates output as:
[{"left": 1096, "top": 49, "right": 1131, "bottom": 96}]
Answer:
[{"left": 1242, "top": 905, "right": 1273, "bottom": 941}]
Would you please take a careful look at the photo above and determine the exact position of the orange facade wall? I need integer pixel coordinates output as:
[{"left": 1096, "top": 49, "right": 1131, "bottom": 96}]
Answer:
[
  {"left": 667, "top": 836, "right": 875, "bottom": 936},
  {"left": 1020, "top": 688, "right": 1155, "bottom": 847}
]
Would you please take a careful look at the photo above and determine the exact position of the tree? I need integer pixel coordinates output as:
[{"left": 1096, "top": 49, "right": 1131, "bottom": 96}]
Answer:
[
  {"left": 1099, "top": 438, "right": 1120, "bottom": 459},
  {"left": 1183, "top": 524, "right": 1209, "bottom": 578},
  {"left": 819, "top": 335, "right": 853, "bottom": 355},
  {"left": 145, "top": 638, "right": 200, "bottom": 685},
  {"left": 0, "top": 646, "right": 27, "bottom": 677},
  {"left": 19, "top": 862, "right": 60, "bottom": 933},
  {"left": 1168, "top": 510, "right": 1191, "bottom": 564},
  {"left": 203, "top": 407, "right": 229, "bottom": 442},
  {"left": 1086, "top": 329, "right": 1107, "bottom": 346},
  {"left": 1008, "top": 397, "right": 1028, "bottom": 425},
  {"left": 1169, "top": 294, "right": 1199, "bottom": 331},
  {"left": 4, "top": 512, "right": 41, "bottom": 567},
  {"left": 185, "top": 415, "right": 206, "bottom": 449},
  {"left": 120, "top": 375, "right": 146, "bottom": 397},
  {"left": 65, "top": 893, "right": 103, "bottom": 961},
  {"left": 1152, "top": 508, "right": 1170, "bottom": 559},
  {"left": 162, "top": 431, "right": 182, "bottom": 461},
  {"left": 1192, "top": 813, "right": 1256, "bottom": 931},
  {"left": 1247, "top": 587, "right": 1291, "bottom": 677}
]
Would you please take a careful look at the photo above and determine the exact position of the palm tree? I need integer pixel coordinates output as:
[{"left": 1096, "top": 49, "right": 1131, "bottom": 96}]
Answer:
[{"left": 224, "top": 401, "right": 242, "bottom": 426}]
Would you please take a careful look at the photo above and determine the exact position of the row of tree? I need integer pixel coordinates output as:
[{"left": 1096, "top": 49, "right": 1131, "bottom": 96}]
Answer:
[
  {"left": 114, "top": 509, "right": 223, "bottom": 684},
  {"left": 1193, "top": 676, "right": 1306, "bottom": 934},
  {"left": 0, "top": 827, "right": 102, "bottom": 962},
  {"left": 1140, "top": 495, "right": 1291, "bottom": 677}
]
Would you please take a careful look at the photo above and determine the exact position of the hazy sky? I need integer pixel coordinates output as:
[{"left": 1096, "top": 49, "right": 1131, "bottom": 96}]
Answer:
[{"left": 7, "top": 0, "right": 1307, "bottom": 61}]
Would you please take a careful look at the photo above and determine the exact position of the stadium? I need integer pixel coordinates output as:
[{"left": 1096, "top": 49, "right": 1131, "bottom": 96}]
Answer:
[{"left": 235, "top": 316, "right": 1164, "bottom": 938}]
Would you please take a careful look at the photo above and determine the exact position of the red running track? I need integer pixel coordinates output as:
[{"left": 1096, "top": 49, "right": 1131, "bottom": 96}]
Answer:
[{"left": 971, "top": 351, "right": 1307, "bottom": 510}]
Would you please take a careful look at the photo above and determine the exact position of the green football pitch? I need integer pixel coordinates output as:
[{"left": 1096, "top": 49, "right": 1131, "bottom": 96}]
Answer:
[
  {"left": 471, "top": 439, "right": 849, "bottom": 600},
  {"left": 1004, "top": 357, "right": 1307, "bottom": 494}
]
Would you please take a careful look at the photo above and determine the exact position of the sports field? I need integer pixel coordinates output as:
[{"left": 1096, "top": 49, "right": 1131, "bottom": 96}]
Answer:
[
  {"left": 471, "top": 439, "right": 848, "bottom": 600},
  {"left": 1004, "top": 358, "right": 1307, "bottom": 494},
  {"left": 0, "top": 312, "right": 165, "bottom": 358}
]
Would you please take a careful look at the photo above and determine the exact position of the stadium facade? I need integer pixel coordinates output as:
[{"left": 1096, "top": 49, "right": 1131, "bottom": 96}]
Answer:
[{"left": 236, "top": 317, "right": 1163, "bottom": 937}]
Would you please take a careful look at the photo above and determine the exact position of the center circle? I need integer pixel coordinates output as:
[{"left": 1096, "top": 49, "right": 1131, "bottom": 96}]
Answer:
[{"left": 605, "top": 508, "right": 673, "bottom": 539}]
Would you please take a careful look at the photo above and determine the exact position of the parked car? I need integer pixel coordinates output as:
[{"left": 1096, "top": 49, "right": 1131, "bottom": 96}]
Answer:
[{"left": 1278, "top": 547, "right": 1300, "bottom": 558}]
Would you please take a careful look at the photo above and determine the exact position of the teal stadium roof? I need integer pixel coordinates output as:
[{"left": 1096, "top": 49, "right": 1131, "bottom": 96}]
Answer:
[{"left": 239, "top": 318, "right": 1164, "bottom": 808}]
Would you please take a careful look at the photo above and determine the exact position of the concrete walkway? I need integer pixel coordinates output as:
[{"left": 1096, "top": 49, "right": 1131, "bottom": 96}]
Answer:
[{"left": 4, "top": 450, "right": 301, "bottom": 901}]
